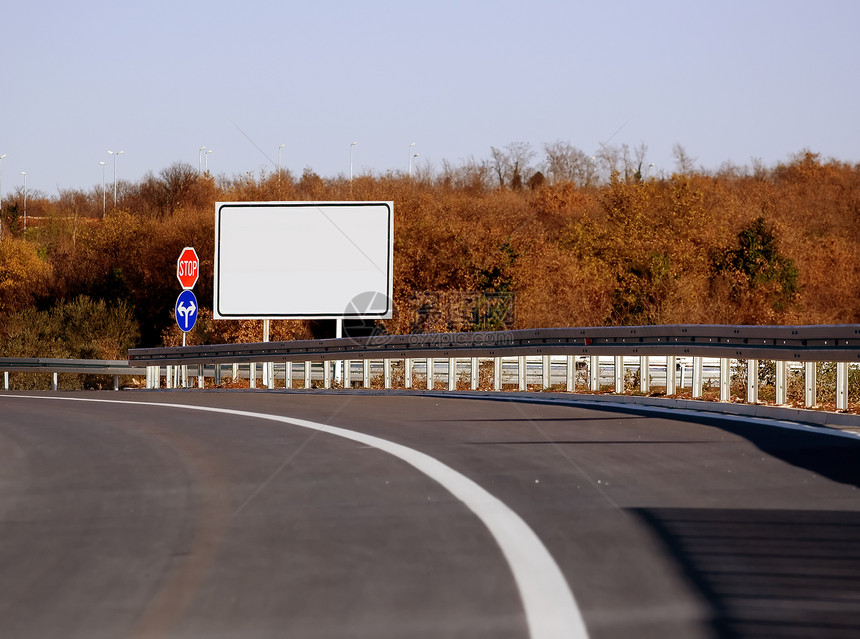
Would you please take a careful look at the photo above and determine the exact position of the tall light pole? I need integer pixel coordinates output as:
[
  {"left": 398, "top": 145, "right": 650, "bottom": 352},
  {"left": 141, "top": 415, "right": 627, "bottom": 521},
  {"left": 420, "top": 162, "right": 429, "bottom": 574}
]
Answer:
[
  {"left": 278, "top": 143, "right": 285, "bottom": 190},
  {"left": 409, "top": 142, "right": 415, "bottom": 176},
  {"left": 20, "top": 172, "right": 27, "bottom": 231},
  {"left": 99, "top": 161, "right": 106, "bottom": 217},
  {"left": 198, "top": 146, "right": 206, "bottom": 173},
  {"left": 107, "top": 150, "right": 123, "bottom": 206},
  {"left": 204, "top": 149, "right": 212, "bottom": 173},
  {"left": 349, "top": 141, "right": 357, "bottom": 181},
  {"left": 0, "top": 154, "right": 6, "bottom": 239}
]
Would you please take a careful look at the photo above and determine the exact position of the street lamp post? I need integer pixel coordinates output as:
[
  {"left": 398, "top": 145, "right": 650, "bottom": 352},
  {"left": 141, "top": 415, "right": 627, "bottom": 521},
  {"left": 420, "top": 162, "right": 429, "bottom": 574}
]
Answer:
[
  {"left": 204, "top": 149, "right": 212, "bottom": 173},
  {"left": 278, "top": 143, "right": 285, "bottom": 190},
  {"left": 198, "top": 146, "right": 206, "bottom": 173},
  {"left": 409, "top": 142, "right": 415, "bottom": 176},
  {"left": 0, "top": 154, "right": 6, "bottom": 240},
  {"left": 99, "top": 161, "right": 106, "bottom": 217},
  {"left": 107, "top": 150, "right": 124, "bottom": 207},
  {"left": 349, "top": 141, "right": 357, "bottom": 181},
  {"left": 20, "top": 172, "right": 27, "bottom": 231}
]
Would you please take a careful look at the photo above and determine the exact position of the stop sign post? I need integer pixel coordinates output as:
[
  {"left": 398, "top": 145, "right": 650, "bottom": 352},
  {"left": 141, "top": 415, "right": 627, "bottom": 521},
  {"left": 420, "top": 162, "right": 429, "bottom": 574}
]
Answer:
[
  {"left": 177, "top": 247, "right": 199, "bottom": 290},
  {"left": 176, "top": 247, "right": 199, "bottom": 361}
]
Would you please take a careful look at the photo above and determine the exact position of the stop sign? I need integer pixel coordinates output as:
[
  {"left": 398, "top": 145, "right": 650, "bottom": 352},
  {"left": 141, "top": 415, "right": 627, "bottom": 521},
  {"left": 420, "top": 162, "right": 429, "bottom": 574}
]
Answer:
[{"left": 177, "top": 247, "right": 199, "bottom": 290}]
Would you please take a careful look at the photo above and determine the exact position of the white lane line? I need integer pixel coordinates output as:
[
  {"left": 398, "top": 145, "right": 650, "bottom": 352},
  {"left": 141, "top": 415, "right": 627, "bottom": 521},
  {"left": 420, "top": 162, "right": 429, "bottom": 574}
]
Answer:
[{"left": 2, "top": 395, "right": 589, "bottom": 639}]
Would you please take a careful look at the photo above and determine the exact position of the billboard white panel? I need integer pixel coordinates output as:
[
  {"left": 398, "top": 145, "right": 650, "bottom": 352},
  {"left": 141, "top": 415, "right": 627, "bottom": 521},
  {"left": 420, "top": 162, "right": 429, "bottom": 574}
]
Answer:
[{"left": 214, "top": 202, "right": 393, "bottom": 319}]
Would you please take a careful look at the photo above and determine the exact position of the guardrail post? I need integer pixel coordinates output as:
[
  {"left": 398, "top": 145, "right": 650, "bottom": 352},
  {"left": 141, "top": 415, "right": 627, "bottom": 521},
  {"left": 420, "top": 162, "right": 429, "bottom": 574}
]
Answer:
[
  {"left": 639, "top": 356, "right": 649, "bottom": 393},
  {"left": 342, "top": 360, "right": 350, "bottom": 388},
  {"left": 113, "top": 374, "right": 119, "bottom": 391},
  {"left": 836, "top": 362, "right": 849, "bottom": 411},
  {"left": 775, "top": 361, "right": 788, "bottom": 405},
  {"left": 719, "top": 358, "right": 730, "bottom": 401},
  {"left": 566, "top": 355, "right": 575, "bottom": 392},
  {"left": 198, "top": 364, "right": 205, "bottom": 389},
  {"left": 493, "top": 357, "right": 501, "bottom": 391},
  {"left": 52, "top": 372, "right": 58, "bottom": 391},
  {"left": 285, "top": 362, "right": 293, "bottom": 389},
  {"left": 518, "top": 356, "right": 527, "bottom": 391},
  {"left": 746, "top": 359, "right": 758, "bottom": 404},
  {"left": 166, "top": 365, "right": 173, "bottom": 389},
  {"left": 589, "top": 356, "right": 599, "bottom": 391},
  {"left": 384, "top": 359, "right": 392, "bottom": 390},
  {"left": 360, "top": 360, "right": 369, "bottom": 389},
  {"left": 304, "top": 361, "right": 312, "bottom": 389},
  {"left": 214, "top": 363, "right": 221, "bottom": 386},
  {"left": 232, "top": 363, "right": 238, "bottom": 382},
  {"left": 665, "top": 356, "right": 677, "bottom": 395},
  {"left": 543, "top": 355, "right": 551, "bottom": 390},
  {"left": 249, "top": 363, "right": 256, "bottom": 389},
  {"left": 804, "top": 362, "right": 816, "bottom": 407},
  {"left": 614, "top": 356, "right": 623, "bottom": 394},
  {"left": 404, "top": 358, "right": 412, "bottom": 389},
  {"left": 3, "top": 371, "right": 8, "bottom": 391},
  {"left": 426, "top": 358, "right": 434, "bottom": 390},
  {"left": 324, "top": 360, "right": 332, "bottom": 389},
  {"left": 448, "top": 358, "right": 456, "bottom": 391},
  {"left": 471, "top": 357, "right": 479, "bottom": 391},
  {"left": 692, "top": 356, "right": 703, "bottom": 399}
]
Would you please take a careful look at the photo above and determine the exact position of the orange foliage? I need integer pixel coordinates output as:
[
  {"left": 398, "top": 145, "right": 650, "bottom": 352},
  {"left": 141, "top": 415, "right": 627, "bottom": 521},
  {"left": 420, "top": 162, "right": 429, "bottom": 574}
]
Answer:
[{"left": 1, "top": 150, "right": 858, "bottom": 351}]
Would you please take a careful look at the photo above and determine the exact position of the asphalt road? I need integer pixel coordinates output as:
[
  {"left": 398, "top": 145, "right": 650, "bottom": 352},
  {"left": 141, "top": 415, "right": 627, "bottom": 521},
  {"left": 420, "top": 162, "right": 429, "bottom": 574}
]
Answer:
[{"left": 0, "top": 391, "right": 858, "bottom": 639}]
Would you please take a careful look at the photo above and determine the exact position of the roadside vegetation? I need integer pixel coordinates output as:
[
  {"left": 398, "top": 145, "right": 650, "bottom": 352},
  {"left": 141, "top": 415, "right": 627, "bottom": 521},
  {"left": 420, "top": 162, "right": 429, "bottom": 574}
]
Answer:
[{"left": 1, "top": 145, "right": 858, "bottom": 366}]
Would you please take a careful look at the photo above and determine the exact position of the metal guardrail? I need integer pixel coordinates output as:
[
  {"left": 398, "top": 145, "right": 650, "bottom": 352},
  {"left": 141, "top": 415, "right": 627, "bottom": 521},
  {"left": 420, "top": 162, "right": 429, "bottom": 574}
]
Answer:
[
  {"left": 128, "top": 325, "right": 860, "bottom": 365},
  {"left": 125, "top": 325, "right": 860, "bottom": 412},
  {"left": 3, "top": 326, "right": 857, "bottom": 410},
  {"left": 0, "top": 358, "right": 147, "bottom": 391}
]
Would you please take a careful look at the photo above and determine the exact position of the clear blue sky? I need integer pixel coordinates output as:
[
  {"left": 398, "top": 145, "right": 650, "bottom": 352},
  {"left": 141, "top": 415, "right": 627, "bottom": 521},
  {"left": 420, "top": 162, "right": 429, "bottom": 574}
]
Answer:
[{"left": 2, "top": 0, "right": 858, "bottom": 195}]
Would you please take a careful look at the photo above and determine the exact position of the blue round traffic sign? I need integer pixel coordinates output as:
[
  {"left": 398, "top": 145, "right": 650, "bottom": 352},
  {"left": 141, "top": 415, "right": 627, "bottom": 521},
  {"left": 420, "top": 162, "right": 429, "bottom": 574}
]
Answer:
[{"left": 175, "top": 290, "right": 198, "bottom": 332}]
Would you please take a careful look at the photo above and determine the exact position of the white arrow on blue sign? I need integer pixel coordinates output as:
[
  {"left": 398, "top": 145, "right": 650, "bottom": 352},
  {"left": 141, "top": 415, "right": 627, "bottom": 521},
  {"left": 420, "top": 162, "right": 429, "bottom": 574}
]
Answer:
[{"left": 175, "top": 289, "right": 199, "bottom": 332}]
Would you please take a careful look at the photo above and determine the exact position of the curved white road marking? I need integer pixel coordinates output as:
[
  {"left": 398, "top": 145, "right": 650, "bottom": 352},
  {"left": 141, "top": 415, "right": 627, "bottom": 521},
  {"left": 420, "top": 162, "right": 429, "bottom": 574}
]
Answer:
[{"left": 3, "top": 395, "right": 589, "bottom": 639}]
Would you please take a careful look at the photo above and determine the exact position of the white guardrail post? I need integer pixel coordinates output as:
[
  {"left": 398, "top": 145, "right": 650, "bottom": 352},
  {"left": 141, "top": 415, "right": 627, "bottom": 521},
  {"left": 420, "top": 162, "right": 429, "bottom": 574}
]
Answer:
[
  {"left": 666, "top": 356, "right": 677, "bottom": 395},
  {"left": 589, "top": 356, "right": 599, "bottom": 391},
  {"left": 720, "top": 358, "right": 731, "bottom": 402},
  {"left": 640, "top": 355, "right": 649, "bottom": 393},
  {"left": 614, "top": 355, "right": 623, "bottom": 394},
  {"left": 691, "top": 356, "right": 703, "bottom": 399},
  {"left": 776, "top": 361, "right": 788, "bottom": 405},
  {"left": 805, "top": 362, "right": 817, "bottom": 407},
  {"left": 747, "top": 359, "right": 758, "bottom": 404},
  {"left": 837, "top": 362, "right": 849, "bottom": 411}
]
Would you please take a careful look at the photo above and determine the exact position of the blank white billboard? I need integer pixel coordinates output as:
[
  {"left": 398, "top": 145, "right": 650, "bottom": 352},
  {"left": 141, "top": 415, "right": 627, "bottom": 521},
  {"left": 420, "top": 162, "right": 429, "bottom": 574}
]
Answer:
[{"left": 214, "top": 201, "right": 393, "bottom": 319}]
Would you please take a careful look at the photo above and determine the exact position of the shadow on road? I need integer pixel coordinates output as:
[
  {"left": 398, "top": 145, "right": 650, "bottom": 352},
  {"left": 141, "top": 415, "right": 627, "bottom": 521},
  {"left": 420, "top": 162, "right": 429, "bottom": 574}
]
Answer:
[{"left": 633, "top": 507, "right": 860, "bottom": 638}]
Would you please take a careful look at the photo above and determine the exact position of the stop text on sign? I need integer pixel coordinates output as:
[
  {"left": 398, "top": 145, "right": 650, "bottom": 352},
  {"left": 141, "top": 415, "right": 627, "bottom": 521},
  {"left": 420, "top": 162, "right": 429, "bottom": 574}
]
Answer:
[{"left": 177, "top": 246, "right": 200, "bottom": 290}]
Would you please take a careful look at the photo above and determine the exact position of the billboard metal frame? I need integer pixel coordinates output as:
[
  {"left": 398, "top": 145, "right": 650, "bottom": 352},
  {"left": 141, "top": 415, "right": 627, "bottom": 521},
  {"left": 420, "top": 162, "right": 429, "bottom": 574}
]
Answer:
[{"left": 214, "top": 201, "right": 393, "bottom": 320}]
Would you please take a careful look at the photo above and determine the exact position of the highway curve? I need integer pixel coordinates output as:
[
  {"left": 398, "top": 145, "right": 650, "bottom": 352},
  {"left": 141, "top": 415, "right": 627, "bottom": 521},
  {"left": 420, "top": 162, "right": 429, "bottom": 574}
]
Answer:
[{"left": 0, "top": 391, "right": 858, "bottom": 639}]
